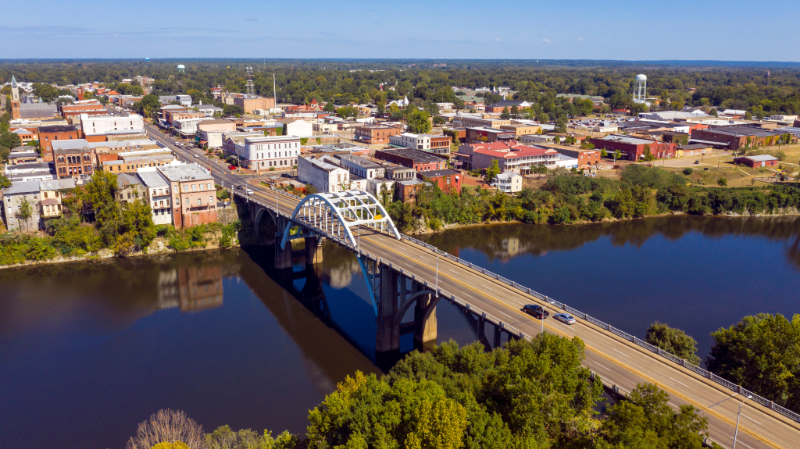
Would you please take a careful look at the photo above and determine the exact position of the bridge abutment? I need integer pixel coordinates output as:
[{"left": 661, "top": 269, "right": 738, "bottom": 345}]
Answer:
[{"left": 274, "top": 235, "right": 293, "bottom": 270}]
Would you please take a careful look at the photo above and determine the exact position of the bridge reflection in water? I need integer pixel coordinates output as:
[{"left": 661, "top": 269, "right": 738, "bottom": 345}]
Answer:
[{"left": 238, "top": 236, "right": 516, "bottom": 372}]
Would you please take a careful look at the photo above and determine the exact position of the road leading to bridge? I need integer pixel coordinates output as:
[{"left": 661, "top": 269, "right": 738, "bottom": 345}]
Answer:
[{"left": 146, "top": 124, "right": 799, "bottom": 449}]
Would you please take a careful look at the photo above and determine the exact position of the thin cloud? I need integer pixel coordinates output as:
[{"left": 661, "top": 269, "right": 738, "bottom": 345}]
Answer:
[
  {"left": 577, "top": 37, "right": 584, "bottom": 41},
  {"left": 494, "top": 37, "right": 502, "bottom": 42},
  {"left": 542, "top": 38, "right": 552, "bottom": 44},
  {"left": 245, "top": 18, "right": 257, "bottom": 22}
]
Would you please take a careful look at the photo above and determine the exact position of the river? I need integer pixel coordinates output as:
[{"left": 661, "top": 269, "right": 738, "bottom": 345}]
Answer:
[{"left": 1, "top": 215, "right": 798, "bottom": 449}]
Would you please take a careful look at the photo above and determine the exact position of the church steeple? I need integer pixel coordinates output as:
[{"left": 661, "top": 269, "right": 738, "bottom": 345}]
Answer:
[{"left": 10, "top": 74, "right": 21, "bottom": 119}]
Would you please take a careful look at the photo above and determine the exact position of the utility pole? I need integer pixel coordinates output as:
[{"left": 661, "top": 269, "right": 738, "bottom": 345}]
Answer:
[
  {"left": 273, "top": 73, "right": 277, "bottom": 112},
  {"left": 435, "top": 252, "right": 439, "bottom": 296},
  {"left": 732, "top": 396, "right": 752, "bottom": 449}
]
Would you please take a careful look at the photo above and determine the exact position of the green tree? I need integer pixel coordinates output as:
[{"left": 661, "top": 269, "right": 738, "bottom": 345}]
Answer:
[
  {"left": 645, "top": 322, "right": 701, "bottom": 365},
  {"left": 600, "top": 148, "right": 608, "bottom": 157},
  {"left": 407, "top": 109, "right": 432, "bottom": 134},
  {"left": 717, "top": 178, "right": 727, "bottom": 187},
  {"left": 17, "top": 196, "right": 34, "bottom": 232},
  {"left": 307, "top": 371, "right": 468, "bottom": 449},
  {"left": 336, "top": 105, "right": 358, "bottom": 119},
  {"left": 555, "top": 115, "right": 567, "bottom": 133},
  {"left": 0, "top": 174, "right": 10, "bottom": 188},
  {"left": 0, "top": 131, "right": 22, "bottom": 149},
  {"left": 323, "top": 102, "right": 335, "bottom": 113},
  {"left": 707, "top": 313, "right": 800, "bottom": 409},
  {"left": 133, "top": 94, "right": 161, "bottom": 118},
  {"left": 485, "top": 159, "right": 501, "bottom": 182},
  {"left": 500, "top": 107, "right": 511, "bottom": 120},
  {"left": 614, "top": 149, "right": 623, "bottom": 161},
  {"left": 598, "top": 383, "right": 709, "bottom": 449}
]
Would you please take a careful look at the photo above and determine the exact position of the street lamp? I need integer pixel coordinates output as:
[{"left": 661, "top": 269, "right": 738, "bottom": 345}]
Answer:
[
  {"left": 732, "top": 395, "right": 753, "bottom": 449},
  {"left": 435, "top": 252, "right": 439, "bottom": 296}
]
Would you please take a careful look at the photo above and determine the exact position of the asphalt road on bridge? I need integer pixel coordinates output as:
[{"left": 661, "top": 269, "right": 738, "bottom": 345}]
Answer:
[{"left": 145, "top": 124, "right": 800, "bottom": 449}]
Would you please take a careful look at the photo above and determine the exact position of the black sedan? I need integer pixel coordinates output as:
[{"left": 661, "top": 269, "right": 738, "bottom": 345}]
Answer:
[{"left": 522, "top": 304, "right": 549, "bottom": 319}]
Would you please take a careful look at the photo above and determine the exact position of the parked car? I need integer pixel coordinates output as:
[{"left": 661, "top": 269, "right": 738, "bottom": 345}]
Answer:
[
  {"left": 522, "top": 304, "right": 549, "bottom": 319},
  {"left": 245, "top": 189, "right": 254, "bottom": 195},
  {"left": 228, "top": 165, "right": 236, "bottom": 170},
  {"left": 553, "top": 313, "right": 576, "bottom": 325},
  {"left": 193, "top": 154, "right": 199, "bottom": 158}
]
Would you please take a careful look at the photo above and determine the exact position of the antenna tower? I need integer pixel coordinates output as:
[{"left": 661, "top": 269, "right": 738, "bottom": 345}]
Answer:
[
  {"left": 764, "top": 71, "right": 771, "bottom": 86},
  {"left": 246, "top": 67, "right": 255, "bottom": 96}
]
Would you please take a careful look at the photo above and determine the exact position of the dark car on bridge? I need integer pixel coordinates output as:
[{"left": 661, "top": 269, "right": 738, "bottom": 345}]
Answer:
[{"left": 522, "top": 304, "right": 549, "bottom": 319}]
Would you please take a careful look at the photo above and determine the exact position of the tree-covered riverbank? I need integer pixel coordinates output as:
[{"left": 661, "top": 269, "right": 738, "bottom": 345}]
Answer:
[
  {"left": 387, "top": 166, "right": 800, "bottom": 233},
  {"left": 0, "top": 170, "right": 240, "bottom": 267}
]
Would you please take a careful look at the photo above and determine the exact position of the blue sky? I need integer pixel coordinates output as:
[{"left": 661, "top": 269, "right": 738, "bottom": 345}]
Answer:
[{"left": 2, "top": 0, "right": 799, "bottom": 61}]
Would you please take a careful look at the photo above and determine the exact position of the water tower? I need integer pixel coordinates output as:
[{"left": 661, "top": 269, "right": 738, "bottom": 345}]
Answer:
[
  {"left": 145, "top": 57, "right": 150, "bottom": 62},
  {"left": 177, "top": 64, "right": 185, "bottom": 73},
  {"left": 633, "top": 74, "right": 647, "bottom": 103}
]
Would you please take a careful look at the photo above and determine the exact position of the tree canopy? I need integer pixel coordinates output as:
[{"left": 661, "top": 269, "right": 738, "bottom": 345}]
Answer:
[{"left": 707, "top": 313, "right": 800, "bottom": 409}]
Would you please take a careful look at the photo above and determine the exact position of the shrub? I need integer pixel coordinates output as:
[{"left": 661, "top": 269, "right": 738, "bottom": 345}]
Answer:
[
  {"left": 683, "top": 168, "right": 694, "bottom": 175},
  {"left": 717, "top": 178, "right": 728, "bottom": 187}
]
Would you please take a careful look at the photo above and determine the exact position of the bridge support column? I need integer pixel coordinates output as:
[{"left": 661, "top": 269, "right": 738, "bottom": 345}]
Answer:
[
  {"left": 274, "top": 235, "right": 292, "bottom": 270},
  {"left": 305, "top": 237, "right": 324, "bottom": 266},
  {"left": 413, "top": 293, "right": 437, "bottom": 348},
  {"left": 376, "top": 266, "right": 400, "bottom": 353}
]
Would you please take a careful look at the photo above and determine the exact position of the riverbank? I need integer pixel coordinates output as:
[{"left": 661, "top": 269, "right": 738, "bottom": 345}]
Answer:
[
  {"left": 405, "top": 207, "right": 800, "bottom": 235},
  {"left": 0, "top": 222, "right": 240, "bottom": 269}
]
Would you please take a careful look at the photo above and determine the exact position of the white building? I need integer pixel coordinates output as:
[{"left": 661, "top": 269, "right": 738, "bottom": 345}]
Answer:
[
  {"left": 136, "top": 170, "right": 173, "bottom": 225},
  {"left": 2, "top": 180, "right": 42, "bottom": 231},
  {"left": 555, "top": 154, "right": 579, "bottom": 169},
  {"left": 173, "top": 117, "right": 205, "bottom": 137},
  {"left": 278, "top": 119, "right": 314, "bottom": 137},
  {"left": 159, "top": 95, "right": 192, "bottom": 107},
  {"left": 298, "top": 155, "right": 353, "bottom": 193},
  {"left": 232, "top": 135, "right": 301, "bottom": 172},
  {"left": 492, "top": 171, "right": 522, "bottom": 193},
  {"left": 80, "top": 113, "right": 144, "bottom": 138},
  {"left": 335, "top": 154, "right": 386, "bottom": 179},
  {"left": 368, "top": 178, "right": 395, "bottom": 201}
]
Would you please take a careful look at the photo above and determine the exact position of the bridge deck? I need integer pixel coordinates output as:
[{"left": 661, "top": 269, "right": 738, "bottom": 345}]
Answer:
[{"left": 240, "top": 188, "right": 800, "bottom": 449}]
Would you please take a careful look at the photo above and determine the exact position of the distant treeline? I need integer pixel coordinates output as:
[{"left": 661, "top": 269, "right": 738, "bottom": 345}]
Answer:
[{"left": 3, "top": 59, "right": 800, "bottom": 114}]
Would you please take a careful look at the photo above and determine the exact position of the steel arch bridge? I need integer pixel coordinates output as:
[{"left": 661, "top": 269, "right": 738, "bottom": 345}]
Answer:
[{"left": 279, "top": 190, "right": 401, "bottom": 250}]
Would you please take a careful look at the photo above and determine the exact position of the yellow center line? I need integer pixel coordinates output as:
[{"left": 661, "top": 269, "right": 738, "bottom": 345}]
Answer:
[{"left": 364, "top": 235, "right": 783, "bottom": 449}]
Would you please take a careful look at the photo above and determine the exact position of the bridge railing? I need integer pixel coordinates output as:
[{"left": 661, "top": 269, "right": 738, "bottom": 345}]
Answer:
[
  {"left": 236, "top": 190, "right": 800, "bottom": 424},
  {"left": 398, "top": 233, "right": 800, "bottom": 423}
]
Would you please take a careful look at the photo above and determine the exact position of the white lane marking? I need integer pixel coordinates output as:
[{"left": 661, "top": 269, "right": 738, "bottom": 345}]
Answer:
[
  {"left": 594, "top": 362, "right": 610, "bottom": 371},
  {"left": 612, "top": 348, "right": 630, "bottom": 358},
  {"left": 741, "top": 414, "right": 761, "bottom": 425},
  {"left": 668, "top": 402, "right": 679, "bottom": 409},
  {"left": 669, "top": 377, "right": 691, "bottom": 389},
  {"left": 736, "top": 440, "right": 754, "bottom": 449},
  {"left": 481, "top": 284, "right": 494, "bottom": 290},
  {"left": 499, "top": 311, "right": 514, "bottom": 319}
]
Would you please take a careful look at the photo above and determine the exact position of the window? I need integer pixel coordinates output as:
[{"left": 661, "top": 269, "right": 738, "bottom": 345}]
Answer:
[
  {"left": 197, "top": 198, "right": 202, "bottom": 206},
  {"left": 185, "top": 198, "right": 189, "bottom": 206},
  {"left": 192, "top": 184, "right": 196, "bottom": 191},
  {"left": 209, "top": 196, "right": 213, "bottom": 205}
]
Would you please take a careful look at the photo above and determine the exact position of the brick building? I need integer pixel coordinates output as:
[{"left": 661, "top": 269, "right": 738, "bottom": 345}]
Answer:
[
  {"left": 536, "top": 144, "right": 601, "bottom": 166},
  {"left": 38, "top": 125, "right": 80, "bottom": 161},
  {"left": 354, "top": 125, "right": 402, "bottom": 145},
  {"left": 417, "top": 169, "right": 462, "bottom": 194},
  {"left": 589, "top": 135, "right": 676, "bottom": 161},
  {"left": 52, "top": 141, "right": 94, "bottom": 179},
  {"left": 374, "top": 148, "right": 448, "bottom": 171},
  {"left": 465, "top": 127, "right": 517, "bottom": 144},
  {"left": 158, "top": 164, "right": 217, "bottom": 229},
  {"left": 690, "top": 126, "right": 787, "bottom": 151}
]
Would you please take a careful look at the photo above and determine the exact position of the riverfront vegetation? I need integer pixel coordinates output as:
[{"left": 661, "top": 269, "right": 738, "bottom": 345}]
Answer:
[
  {"left": 643, "top": 315, "right": 800, "bottom": 411},
  {"left": 127, "top": 336, "right": 718, "bottom": 449},
  {"left": 0, "top": 170, "right": 239, "bottom": 266},
  {"left": 387, "top": 166, "right": 800, "bottom": 232}
]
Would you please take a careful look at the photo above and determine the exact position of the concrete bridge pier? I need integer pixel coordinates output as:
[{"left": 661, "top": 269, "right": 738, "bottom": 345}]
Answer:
[
  {"left": 305, "top": 237, "right": 324, "bottom": 266},
  {"left": 375, "top": 266, "right": 439, "bottom": 355},
  {"left": 376, "top": 266, "right": 400, "bottom": 354},
  {"left": 274, "top": 234, "right": 293, "bottom": 270}
]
